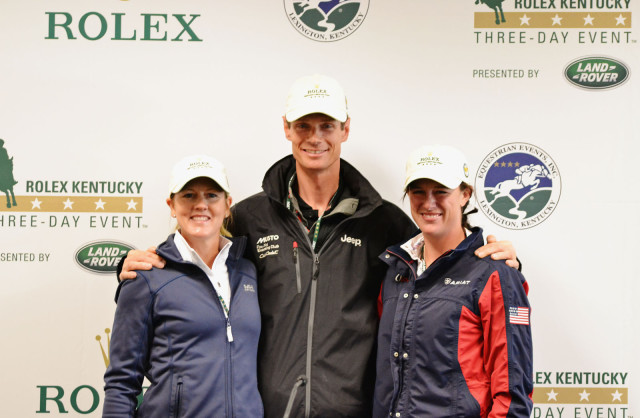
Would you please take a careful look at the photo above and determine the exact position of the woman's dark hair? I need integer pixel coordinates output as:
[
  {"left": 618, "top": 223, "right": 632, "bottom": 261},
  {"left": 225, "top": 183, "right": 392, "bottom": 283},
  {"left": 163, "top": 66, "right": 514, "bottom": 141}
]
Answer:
[{"left": 460, "top": 183, "right": 477, "bottom": 230}]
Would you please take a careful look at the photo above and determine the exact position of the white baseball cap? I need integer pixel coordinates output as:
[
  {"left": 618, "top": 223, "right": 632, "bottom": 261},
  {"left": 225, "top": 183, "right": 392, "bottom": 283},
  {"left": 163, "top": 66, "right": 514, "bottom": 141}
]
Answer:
[
  {"left": 169, "top": 154, "right": 231, "bottom": 195},
  {"left": 284, "top": 74, "right": 348, "bottom": 123},
  {"left": 404, "top": 145, "right": 470, "bottom": 190}
]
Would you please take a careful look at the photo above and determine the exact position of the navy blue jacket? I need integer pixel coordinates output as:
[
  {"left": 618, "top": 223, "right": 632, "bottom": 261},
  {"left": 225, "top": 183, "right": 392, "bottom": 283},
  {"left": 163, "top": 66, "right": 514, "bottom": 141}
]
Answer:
[
  {"left": 374, "top": 228, "right": 533, "bottom": 418},
  {"left": 103, "top": 235, "right": 263, "bottom": 417}
]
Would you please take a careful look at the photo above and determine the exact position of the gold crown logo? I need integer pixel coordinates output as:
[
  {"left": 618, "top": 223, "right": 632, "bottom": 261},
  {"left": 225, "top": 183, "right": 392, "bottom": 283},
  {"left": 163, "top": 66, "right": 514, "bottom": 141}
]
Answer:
[{"left": 96, "top": 328, "right": 111, "bottom": 368}]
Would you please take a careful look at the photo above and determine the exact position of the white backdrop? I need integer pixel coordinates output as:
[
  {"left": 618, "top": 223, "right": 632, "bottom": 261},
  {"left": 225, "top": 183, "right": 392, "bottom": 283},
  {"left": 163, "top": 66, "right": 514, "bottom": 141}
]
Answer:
[{"left": 0, "top": 0, "right": 637, "bottom": 416}]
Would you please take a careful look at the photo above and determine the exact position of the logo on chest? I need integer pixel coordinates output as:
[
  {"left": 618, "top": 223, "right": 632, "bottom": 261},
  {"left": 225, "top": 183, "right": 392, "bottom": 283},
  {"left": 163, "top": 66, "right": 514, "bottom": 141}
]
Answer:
[
  {"left": 444, "top": 278, "right": 471, "bottom": 286},
  {"left": 256, "top": 234, "right": 280, "bottom": 259},
  {"left": 340, "top": 234, "right": 362, "bottom": 247}
]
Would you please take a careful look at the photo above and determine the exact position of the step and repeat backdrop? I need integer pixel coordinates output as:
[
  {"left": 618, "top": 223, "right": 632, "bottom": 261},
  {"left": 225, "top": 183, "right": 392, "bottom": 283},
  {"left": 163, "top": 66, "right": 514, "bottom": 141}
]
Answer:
[{"left": 0, "top": 0, "right": 637, "bottom": 416}]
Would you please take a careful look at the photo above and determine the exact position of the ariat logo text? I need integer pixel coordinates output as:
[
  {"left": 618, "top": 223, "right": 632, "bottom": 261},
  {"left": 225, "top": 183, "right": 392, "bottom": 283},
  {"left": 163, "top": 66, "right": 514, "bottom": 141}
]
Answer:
[
  {"left": 444, "top": 278, "right": 471, "bottom": 285},
  {"left": 244, "top": 284, "right": 256, "bottom": 293}
]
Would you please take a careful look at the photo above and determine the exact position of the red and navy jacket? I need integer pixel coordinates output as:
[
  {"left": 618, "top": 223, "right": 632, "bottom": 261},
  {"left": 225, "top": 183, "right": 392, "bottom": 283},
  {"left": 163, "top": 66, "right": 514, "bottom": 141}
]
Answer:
[{"left": 373, "top": 228, "right": 533, "bottom": 418}]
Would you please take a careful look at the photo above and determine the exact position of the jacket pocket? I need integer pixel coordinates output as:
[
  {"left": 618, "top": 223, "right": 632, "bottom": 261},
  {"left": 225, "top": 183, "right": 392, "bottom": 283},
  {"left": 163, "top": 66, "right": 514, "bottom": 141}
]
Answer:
[
  {"left": 172, "top": 377, "right": 183, "bottom": 418},
  {"left": 293, "top": 241, "right": 301, "bottom": 294}
]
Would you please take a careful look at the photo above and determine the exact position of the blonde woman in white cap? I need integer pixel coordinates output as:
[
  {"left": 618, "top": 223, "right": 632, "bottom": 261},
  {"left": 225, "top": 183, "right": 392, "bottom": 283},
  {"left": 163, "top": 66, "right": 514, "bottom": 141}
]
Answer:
[
  {"left": 373, "top": 145, "right": 533, "bottom": 418},
  {"left": 103, "top": 155, "right": 263, "bottom": 417}
]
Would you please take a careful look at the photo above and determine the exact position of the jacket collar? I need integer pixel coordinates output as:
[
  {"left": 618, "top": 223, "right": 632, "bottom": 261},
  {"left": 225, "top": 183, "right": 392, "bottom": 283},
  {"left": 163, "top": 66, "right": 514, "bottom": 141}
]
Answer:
[
  {"left": 382, "top": 227, "right": 485, "bottom": 273},
  {"left": 261, "top": 155, "right": 383, "bottom": 216},
  {"left": 157, "top": 234, "right": 247, "bottom": 267}
]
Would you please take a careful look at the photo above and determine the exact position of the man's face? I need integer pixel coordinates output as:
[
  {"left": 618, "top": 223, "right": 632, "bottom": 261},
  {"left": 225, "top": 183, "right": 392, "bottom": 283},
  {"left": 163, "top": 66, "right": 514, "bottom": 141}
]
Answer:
[{"left": 283, "top": 113, "right": 350, "bottom": 174}]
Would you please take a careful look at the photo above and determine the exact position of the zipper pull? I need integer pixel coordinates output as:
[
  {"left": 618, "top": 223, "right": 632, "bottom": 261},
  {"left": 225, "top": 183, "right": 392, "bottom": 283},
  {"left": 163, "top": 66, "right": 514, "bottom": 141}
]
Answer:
[
  {"left": 312, "top": 254, "right": 320, "bottom": 281},
  {"left": 226, "top": 318, "right": 234, "bottom": 342}
]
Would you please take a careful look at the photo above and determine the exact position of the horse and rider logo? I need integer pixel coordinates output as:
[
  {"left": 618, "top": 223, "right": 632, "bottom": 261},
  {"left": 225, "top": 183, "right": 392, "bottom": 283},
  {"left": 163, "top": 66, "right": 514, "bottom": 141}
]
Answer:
[
  {"left": 284, "top": 0, "right": 369, "bottom": 42},
  {"left": 0, "top": 139, "right": 18, "bottom": 209},
  {"left": 475, "top": 143, "right": 561, "bottom": 230},
  {"left": 476, "top": 0, "right": 506, "bottom": 25}
]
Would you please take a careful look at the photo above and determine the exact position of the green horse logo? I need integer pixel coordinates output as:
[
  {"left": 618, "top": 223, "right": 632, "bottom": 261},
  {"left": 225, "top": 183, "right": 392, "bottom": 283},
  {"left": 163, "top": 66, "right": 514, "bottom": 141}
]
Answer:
[
  {"left": 476, "top": 0, "right": 506, "bottom": 25},
  {"left": 0, "top": 139, "right": 17, "bottom": 208}
]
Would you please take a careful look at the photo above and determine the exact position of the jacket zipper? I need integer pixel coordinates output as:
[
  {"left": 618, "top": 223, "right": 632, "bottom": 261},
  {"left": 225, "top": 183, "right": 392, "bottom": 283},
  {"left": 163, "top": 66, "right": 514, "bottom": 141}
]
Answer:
[
  {"left": 303, "top": 253, "right": 320, "bottom": 417},
  {"left": 209, "top": 269, "right": 233, "bottom": 418},
  {"left": 225, "top": 277, "right": 234, "bottom": 418},
  {"left": 285, "top": 203, "right": 368, "bottom": 417},
  {"left": 227, "top": 335, "right": 234, "bottom": 418},
  {"left": 283, "top": 375, "right": 307, "bottom": 418},
  {"left": 385, "top": 250, "right": 418, "bottom": 417}
]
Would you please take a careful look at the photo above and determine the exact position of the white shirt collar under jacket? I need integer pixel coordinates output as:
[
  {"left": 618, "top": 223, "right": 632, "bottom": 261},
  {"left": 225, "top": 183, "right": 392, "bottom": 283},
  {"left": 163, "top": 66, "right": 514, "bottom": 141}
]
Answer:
[
  {"left": 400, "top": 229, "right": 471, "bottom": 276},
  {"left": 173, "top": 231, "right": 232, "bottom": 315}
]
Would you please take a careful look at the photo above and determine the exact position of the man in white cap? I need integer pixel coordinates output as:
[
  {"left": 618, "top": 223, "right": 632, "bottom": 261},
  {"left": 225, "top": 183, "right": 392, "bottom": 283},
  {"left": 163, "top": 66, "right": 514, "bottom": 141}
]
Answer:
[{"left": 119, "top": 74, "right": 518, "bottom": 418}]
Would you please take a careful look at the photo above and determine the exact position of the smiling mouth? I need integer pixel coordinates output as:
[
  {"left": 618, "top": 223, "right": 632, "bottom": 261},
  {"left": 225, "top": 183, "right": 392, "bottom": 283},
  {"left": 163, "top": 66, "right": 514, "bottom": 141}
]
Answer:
[
  {"left": 421, "top": 213, "right": 442, "bottom": 219},
  {"left": 191, "top": 215, "right": 210, "bottom": 221},
  {"left": 303, "top": 149, "right": 327, "bottom": 155}
]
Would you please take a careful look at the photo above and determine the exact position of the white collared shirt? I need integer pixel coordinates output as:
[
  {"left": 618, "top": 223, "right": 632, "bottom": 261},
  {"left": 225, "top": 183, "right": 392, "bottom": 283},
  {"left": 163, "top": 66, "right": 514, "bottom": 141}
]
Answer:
[
  {"left": 400, "top": 229, "right": 471, "bottom": 276},
  {"left": 173, "top": 230, "right": 232, "bottom": 316}
]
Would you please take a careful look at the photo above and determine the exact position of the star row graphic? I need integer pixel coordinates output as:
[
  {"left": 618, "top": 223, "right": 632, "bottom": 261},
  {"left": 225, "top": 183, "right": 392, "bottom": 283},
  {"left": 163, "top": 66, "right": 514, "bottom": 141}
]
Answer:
[
  {"left": 493, "top": 161, "right": 522, "bottom": 168},
  {"left": 475, "top": 12, "right": 631, "bottom": 28},
  {"left": 0, "top": 196, "right": 143, "bottom": 213},
  {"left": 533, "top": 387, "right": 627, "bottom": 404}
]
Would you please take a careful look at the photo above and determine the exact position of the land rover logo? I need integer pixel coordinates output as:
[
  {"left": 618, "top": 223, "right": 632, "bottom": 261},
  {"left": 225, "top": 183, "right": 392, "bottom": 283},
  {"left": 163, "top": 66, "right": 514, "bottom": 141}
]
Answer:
[
  {"left": 75, "top": 241, "right": 134, "bottom": 274},
  {"left": 565, "top": 57, "right": 629, "bottom": 90}
]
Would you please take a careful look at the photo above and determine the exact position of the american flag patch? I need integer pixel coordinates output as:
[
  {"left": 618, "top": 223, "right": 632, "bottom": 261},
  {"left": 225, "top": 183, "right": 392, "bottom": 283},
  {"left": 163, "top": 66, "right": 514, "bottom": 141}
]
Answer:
[{"left": 509, "top": 307, "right": 530, "bottom": 325}]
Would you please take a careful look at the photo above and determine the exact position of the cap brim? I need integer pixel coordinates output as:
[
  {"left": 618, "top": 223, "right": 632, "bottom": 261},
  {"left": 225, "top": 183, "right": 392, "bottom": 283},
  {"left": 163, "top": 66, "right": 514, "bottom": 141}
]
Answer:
[
  {"left": 170, "top": 175, "right": 230, "bottom": 195},
  {"left": 404, "top": 172, "right": 462, "bottom": 191},
  {"left": 285, "top": 105, "right": 348, "bottom": 123}
]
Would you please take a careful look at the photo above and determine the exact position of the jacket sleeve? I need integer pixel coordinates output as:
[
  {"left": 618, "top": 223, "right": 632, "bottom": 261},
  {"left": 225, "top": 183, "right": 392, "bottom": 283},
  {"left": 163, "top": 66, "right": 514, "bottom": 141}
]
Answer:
[
  {"left": 103, "top": 273, "right": 154, "bottom": 417},
  {"left": 478, "top": 266, "right": 533, "bottom": 418}
]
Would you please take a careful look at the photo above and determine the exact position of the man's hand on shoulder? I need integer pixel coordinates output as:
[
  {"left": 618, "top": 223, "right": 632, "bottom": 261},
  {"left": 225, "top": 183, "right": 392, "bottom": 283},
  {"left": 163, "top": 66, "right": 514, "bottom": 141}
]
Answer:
[
  {"left": 474, "top": 235, "right": 520, "bottom": 270},
  {"left": 119, "top": 247, "right": 166, "bottom": 280}
]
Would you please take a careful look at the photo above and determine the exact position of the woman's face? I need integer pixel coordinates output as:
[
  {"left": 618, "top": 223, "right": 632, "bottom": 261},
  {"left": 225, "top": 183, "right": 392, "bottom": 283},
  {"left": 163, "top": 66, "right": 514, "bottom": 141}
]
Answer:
[
  {"left": 407, "top": 179, "right": 471, "bottom": 240},
  {"left": 167, "top": 177, "right": 231, "bottom": 243}
]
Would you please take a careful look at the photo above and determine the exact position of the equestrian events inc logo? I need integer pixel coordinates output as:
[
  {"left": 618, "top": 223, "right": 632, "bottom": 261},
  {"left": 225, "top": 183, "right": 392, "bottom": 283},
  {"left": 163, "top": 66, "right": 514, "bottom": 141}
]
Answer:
[
  {"left": 475, "top": 143, "right": 561, "bottom": 230},
  {"left": 284, "top": 0, "right": 370, "bottom": 42}
]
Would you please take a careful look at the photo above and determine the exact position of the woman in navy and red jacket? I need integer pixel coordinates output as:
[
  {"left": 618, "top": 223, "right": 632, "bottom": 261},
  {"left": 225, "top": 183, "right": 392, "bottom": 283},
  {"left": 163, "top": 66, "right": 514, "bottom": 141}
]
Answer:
[{"left": 374, "top": 145, "right": 533, "bottom": 418}]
